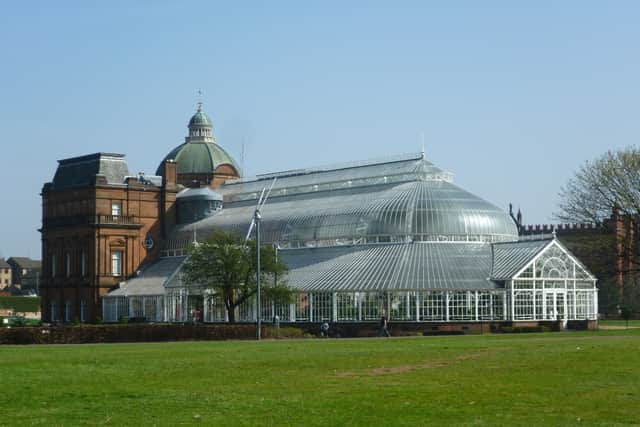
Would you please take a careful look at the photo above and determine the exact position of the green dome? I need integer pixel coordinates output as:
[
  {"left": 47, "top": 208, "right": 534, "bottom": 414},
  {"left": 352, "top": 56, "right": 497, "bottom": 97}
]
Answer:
[
  {"left": 188, "top": 109, "right": 213, "bottom": 128},
  {"left": 156, "top": 142, "right": 241, "bottom": 176}
]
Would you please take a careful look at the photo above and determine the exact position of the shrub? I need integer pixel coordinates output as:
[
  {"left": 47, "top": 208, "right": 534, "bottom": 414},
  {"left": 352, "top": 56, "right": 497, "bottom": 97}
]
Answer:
[
  {"left": 0, "top": 324, "right": 263, "bottom": 345},
  {"left": 500, "top": 325, "right": 549, "bottom": 334},
  {"left": 264, "top": 326, "right": 305, "bottom": 339}
]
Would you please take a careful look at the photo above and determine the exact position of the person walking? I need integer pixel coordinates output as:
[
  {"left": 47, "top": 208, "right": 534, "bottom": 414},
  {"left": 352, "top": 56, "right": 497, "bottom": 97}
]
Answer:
[{"left": 379, "top": 315, "right": 390, "bottom": 337}]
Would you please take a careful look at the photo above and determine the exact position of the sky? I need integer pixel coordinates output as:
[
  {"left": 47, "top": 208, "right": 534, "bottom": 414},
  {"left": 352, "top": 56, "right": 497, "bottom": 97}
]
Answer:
[{"left": 1, "top": 1, "right": 639, "bottom": 259}]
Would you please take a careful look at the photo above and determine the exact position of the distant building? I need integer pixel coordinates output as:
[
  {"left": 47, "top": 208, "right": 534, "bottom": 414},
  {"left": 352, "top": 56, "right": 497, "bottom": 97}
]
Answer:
[
  {"left": 6, "top": 257, "right": 41, "bottom": 295},
  {"left": 0, "top": 259, "right": 12, "bottom": 290}
]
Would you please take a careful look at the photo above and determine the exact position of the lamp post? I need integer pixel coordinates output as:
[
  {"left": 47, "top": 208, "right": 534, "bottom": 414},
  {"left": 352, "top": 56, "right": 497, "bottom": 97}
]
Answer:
[{"left": 255, "top": 209, "right": 262, "bottom": 340}]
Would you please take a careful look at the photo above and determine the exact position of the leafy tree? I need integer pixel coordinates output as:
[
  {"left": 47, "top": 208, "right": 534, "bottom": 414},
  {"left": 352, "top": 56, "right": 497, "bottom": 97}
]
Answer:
[
  {"left": 181, "top": 230, "right": 290, "bottom": 323},
  {"left": 557, "top": 147, "right": 640, "bottom": 314}
]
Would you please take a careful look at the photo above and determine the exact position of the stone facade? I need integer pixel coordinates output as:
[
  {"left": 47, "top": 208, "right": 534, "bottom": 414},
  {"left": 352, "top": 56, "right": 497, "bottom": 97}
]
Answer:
[
  {"left": 39, "top": 105, "right": 240, "bottom": 322},
  {"left": 0, "top": 259, "right": 12, "bottom": 290},
  {"left": 40, "top": 157, "right": 179, "bottom": 322}
]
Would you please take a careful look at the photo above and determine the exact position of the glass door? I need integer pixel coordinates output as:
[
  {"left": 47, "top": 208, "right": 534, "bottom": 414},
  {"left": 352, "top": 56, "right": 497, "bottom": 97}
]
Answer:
[{"left": 543, "top": 291, "right": 566, "bottom": 321}]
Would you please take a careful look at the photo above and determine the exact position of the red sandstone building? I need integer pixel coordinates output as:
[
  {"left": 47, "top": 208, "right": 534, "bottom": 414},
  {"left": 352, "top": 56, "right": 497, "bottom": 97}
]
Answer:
[{"left": 40, "top": 104, "right": 240, "bottom": 322}]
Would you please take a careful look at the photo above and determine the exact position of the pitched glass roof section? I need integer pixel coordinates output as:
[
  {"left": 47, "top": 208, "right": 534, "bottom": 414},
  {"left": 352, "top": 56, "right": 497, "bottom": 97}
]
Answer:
[
  {"left": 220, "top": 153, "right": 452, "bottom": 202},
  {"left": 107, "top": 257, "right": 186, "bottom": 297},
  {"left": 491, "top": 239, "right": 552, "bottom": 280},
  {"left": 281, "top": 242, "right": 495, "bottom": 292},
  {"left": 171, "top": 154, "right": 518, "bottom": 247}
]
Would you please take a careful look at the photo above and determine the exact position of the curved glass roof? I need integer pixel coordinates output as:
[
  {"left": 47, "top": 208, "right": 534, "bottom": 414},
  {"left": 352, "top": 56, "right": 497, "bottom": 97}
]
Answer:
[{"left": 171, "top": 154, "right": 517, "bottom": 247}]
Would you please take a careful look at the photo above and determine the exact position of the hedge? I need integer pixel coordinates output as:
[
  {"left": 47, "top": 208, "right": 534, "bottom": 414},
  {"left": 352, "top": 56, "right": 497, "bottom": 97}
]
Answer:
[
  {"left": 499, "top": 325, "right": 552, "bottom": 334},
  {"left": 0, "top": 323, "right": 264, "bottom": 345},
  {"left": 0, "top": 296, "right": 40, "bottom": 313}
]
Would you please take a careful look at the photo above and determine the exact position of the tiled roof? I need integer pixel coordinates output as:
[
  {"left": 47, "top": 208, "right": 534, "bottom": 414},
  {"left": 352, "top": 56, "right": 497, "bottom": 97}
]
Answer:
[{"left": 7, "top": 257, "right": 41, "bottom": 269}]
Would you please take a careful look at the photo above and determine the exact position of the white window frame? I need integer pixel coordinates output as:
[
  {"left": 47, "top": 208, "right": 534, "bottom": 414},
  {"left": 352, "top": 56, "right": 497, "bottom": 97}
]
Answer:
[
  {"left": 111, "top": 201, "right": 121, "bottom": 217},
  {"left": 111, "top": 250, "right": 122, "bottom": 276}
]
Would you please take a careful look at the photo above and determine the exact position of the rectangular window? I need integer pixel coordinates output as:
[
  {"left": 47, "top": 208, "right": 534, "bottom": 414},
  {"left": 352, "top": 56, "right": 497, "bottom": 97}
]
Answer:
[
  {"left": 111, "top": 201, "right": 121, "bottom": 217},
  {"left": 65, "top": 301, "right": 72, "bottom": 322},
  {"left": 81, "top": 251, "right": 86, "bottom": 277},
  {"left": 50, "top": 302, "right": 57, "bottom": 322},
  {"left": 66, "top": 252, "right": 71, "bottom": 277},
  {"left": 80, "top": 300, "right": 86, "bottom": 322},
  {"left": 111, "top": 250, "right": 122, "bottom": 276},
  {"left": 51, "top": 254, "right": 57, "bottom": 277}
]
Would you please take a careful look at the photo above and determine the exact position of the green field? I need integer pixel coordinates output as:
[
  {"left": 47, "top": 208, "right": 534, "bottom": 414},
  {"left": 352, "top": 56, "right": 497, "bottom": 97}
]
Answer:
[
  {"left": 1, "top": 330, "right": 639, "bottom": 426},
  {"left": 600, "top": 319, "right": 640, "bottom": 328},
  {"left": 0, "top": 296, "right": 40, "bottom": 313}
]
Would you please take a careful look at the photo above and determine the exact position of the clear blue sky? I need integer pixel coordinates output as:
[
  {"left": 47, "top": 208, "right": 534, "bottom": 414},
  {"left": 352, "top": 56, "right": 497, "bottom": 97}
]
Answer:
[{"left": 1, "top": 1, "right": 639, "bottom": 258}]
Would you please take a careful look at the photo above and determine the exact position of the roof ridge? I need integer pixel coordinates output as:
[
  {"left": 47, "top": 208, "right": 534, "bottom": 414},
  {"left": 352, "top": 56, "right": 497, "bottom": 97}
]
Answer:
[{"left": 229, "top": 152, "right": 429, "bottom": 184}]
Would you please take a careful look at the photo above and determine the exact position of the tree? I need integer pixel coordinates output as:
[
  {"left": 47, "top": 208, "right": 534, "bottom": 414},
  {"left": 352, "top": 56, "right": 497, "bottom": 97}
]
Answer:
[
  {"left": 557, "top": 147, "right": 640, "bottom": 225},
  {"left": 181, "top": 230, "right": 290, "bottom": 323},
  {"left": 557, "top": 147, "right": 640, "bottom": 315}
]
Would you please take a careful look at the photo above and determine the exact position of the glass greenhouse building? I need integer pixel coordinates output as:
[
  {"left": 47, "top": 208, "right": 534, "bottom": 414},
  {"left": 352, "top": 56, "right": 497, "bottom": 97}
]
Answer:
[{"left": 103, "top": 153, "right": 598, "bottom": 326}]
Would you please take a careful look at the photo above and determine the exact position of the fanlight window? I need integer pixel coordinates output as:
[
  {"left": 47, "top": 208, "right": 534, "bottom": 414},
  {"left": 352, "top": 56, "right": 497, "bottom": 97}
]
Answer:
[{"left": 514, "top": 243, "right": 592, "bottom": 281}]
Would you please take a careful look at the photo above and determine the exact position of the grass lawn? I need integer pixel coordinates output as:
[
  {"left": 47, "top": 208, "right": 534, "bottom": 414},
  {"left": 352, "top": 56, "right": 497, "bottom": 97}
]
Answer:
[
  {"left": 1, "top": 330, "right": 639, "bottom": 426},
  {"left": 599, "top": 319, "right": 640, "bottom": 328}
]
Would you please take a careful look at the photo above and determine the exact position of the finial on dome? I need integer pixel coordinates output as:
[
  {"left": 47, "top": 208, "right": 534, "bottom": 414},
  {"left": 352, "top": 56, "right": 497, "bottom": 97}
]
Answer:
[{"left": 197, "top": 89, "right": 205, "bottom": 112}]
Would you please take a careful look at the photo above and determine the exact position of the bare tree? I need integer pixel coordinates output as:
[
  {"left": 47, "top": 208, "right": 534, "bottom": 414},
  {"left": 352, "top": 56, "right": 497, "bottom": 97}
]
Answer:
[
  {"left": 557, "top": 147, "right": 640, "bottom": 224},
  {"left": 557, "top": 147, "right": 640, "bottom": 315}
]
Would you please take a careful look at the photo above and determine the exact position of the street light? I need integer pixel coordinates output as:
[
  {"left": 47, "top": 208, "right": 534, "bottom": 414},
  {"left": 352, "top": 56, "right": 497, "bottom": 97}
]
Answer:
[
  {"left": 255, "top": 208, "right": 262, "bottom": 340},
  {"left": 244, "top": 178, "right": 276, "bottom": 341}
]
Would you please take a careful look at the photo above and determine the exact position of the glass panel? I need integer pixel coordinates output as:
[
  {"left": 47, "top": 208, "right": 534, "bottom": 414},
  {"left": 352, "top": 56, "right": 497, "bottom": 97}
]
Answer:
[
  {"left": 205, "top": 295, "right": 227, "bottom": 322},
  {"left": 449, "top": 291, "right": 475, "bottom": 321},
  {"left": 514, "top": 291, "right": 534, "bottom": 320},
  {"left": 519, "top": 265, "right": 534, "bottom": 278},
  {"left": 337, "top": 293, "right": 357, "bottom": 321},
  {"left": 295, "top": 293, "right": 310, "bottom": 321},
  {"left": 389, "top": 292, "right": 410, "bottom": 321},
  {"left": 311, "top": 293, "right": 332, "bottom": 322},
  {"left": 361, "top": 292, "right": 385, "bottom": 321},
  {"left": 421, "top": 291, "right": 446, "bottom": 321}
]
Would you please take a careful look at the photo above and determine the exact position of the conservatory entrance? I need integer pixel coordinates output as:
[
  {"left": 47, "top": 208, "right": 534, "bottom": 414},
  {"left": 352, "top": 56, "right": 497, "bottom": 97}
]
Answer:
[{"left": 544, "top": 290, "right": 566, "bottom": 322}]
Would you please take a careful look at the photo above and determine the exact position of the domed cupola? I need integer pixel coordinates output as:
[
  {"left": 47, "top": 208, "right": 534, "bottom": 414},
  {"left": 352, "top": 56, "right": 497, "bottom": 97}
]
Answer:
[
  {"left": 156, "top": 103, "right": 241, "bottom": 188},
  {"left": 187, "top": 102, "right": 215, "bottom": 141}
]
